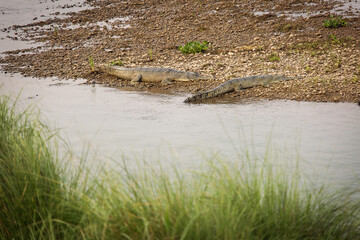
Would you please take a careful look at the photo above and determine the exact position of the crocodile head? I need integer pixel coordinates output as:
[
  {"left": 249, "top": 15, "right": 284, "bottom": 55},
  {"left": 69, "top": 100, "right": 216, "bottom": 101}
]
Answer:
[{"left": 185, "top": 71, "right": 213, "bottom": 80}]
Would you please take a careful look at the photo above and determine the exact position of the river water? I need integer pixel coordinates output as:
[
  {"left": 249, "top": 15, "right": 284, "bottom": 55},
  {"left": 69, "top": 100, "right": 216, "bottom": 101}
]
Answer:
[
  {"left": 2, "top": 73, "right": 359, "bottom": 190},
  {"left": 1, "top": 0, "right": 359, "bottom": 191}
]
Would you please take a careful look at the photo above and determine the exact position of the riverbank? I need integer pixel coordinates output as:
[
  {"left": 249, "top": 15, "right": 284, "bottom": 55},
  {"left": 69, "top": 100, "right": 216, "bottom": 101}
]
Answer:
[
  {"left": 1, "top": 95, "right": 360, "bottom": 239},
  {"left": 1, "top": 0, "right": 359, "bottom": 103}
]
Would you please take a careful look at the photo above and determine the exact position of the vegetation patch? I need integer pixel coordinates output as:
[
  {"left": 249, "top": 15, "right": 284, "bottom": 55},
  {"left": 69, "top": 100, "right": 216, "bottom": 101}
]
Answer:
[
  {"left": 148, "top": 48, "right": 153, "bottom": 61},
  {"left": 179, "top": 41, "right": 209, "bottom": 54},
  {"left": 88, "top": 55, "right": 94, "bottom": 71},
  {"left": 323, "top": 15, "right": 347, "bottom": 28},
  {"left": 290, "top": 34, "right": 353, "bottom": 53},
  {"left": 325, "top": 53, "right": 342, "bottom": 72},
  {"left": 267, "top": 52, "right": 280, "bottom": 62},
  {"left": 197, "top": 26, "right": 207, "bottom": 31},
  {"left": 352, "top": 76, "right": 359, "bottom": 83},
  {"left": 328, "top": 34, "right": 353, "bottom": 46},
  {"left": 109, "top": 59, "right": 123, "bottom": 66}
]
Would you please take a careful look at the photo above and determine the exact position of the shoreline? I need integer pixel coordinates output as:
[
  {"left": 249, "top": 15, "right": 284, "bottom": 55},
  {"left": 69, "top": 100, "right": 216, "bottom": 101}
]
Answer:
[{"left": 1, "top": 0, "right": 359, "bottom": 103}]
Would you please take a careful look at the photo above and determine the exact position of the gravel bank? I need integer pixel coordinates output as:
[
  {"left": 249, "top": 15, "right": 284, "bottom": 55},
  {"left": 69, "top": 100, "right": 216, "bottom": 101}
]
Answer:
[{"left": 1, "top": 0, "right": 359, "bottom": 103}]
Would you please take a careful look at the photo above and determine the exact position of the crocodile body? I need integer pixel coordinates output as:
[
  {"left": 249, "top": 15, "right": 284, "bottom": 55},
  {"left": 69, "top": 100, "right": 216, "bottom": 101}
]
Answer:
[
  {"left": 184, "top": 75, "right": 300, "bottom": 103},
  {"left": 96, "top": 64, "right": 212, "bottom": 84}
]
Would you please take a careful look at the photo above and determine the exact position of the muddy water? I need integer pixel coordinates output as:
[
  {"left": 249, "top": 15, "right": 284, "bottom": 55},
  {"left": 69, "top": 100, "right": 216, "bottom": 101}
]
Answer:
[
  {"left": 0, "top": 0, "right": 90, "bottom": 54},
  {"left": 1, "top": 73, "right": 360, "bottom": 191},
  {"left": 1, "top": 0, "right": 360, "bottom": 191}
]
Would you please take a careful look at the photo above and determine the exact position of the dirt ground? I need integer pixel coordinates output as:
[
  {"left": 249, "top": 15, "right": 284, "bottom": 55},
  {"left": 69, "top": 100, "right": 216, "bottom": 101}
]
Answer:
[{"left": 1, "top": 0, "right": 359, "bottom": 103}]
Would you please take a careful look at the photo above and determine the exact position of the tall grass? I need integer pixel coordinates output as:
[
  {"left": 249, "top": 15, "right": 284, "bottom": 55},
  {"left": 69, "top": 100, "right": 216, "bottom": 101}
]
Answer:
[
  {"left": 1, "top": 94, "right": 359, "bottom": 239},
  {"left": 0, "top": 95, "right": 99, "bottom": 239}
]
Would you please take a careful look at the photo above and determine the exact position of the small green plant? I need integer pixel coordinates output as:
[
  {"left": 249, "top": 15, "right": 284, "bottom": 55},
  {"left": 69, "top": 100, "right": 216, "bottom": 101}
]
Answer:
[
  {"left": 216, "top": 63, "right": 225, "bottom": 69},
  {"left": 109, "top": 59, "right": 123, "bottom": 66},
  {"left": 179, "top": 41, "right": 209, "bottom": 54},
  {"left": 292, "top": 34, "right": 353, "bottom": 53},
  {"left": 198, "top": 26, "right": 207, "bottom": 31},
  {"left": 324, "top": 15, "right": 347, "bottom": 28},
  {"left": 352, "top": 76, "right": 359, "bottom": 83},
  {"left": 328, "top": 34, "right": 353, "bottom": 46},
  {"left": 328, "top": 34, "right": 341, "bottom": 44},
  {"left": 325, "top": 53, "right": 342, "bottom": 72},
  {"left": 88, "top": 56, "right": 94, "bottom": 71},
  {"left": 148, "top": 48, "right": 153, "bottom": 61},
  {"left": 267, "top": 52, "right": 280, "bottom": 62},
  {"left": 256, "top": 45, "right": 264, "bottom": 51},
  {"left": 330, "top": 53, "right": 342, "bottom": 68}
]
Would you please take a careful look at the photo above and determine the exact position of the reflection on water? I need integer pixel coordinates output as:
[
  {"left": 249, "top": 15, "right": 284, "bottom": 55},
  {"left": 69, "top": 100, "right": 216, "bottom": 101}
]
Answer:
[{"left": 1, "top": 73, "right": 359, "bottom": 192}]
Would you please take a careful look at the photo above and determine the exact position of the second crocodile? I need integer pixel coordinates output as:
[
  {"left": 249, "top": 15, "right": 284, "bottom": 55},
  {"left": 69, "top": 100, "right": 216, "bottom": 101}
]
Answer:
[
  {"left": 96, "top": 64, "right": 213, "bottom": 85},
  {"left": 184, "top": 75, "right": 301, "bottom": 103}
]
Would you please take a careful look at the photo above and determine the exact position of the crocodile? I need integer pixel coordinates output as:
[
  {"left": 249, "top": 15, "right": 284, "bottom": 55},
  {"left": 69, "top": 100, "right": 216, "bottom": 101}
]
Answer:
[
  {"left": 96, "top": 64, "right": 213, "bottom": 85},
  {"left": 184, "top": 75, "right": 301, "bottom": 103}
]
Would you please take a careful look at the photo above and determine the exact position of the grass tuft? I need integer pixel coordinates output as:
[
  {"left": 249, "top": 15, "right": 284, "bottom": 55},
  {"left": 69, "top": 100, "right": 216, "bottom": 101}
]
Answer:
[
  {"left": 88, "top": 56, "right": 94, "bottom": 71},
  {"left": 267, "top": 52, "right": 280, "bottom": 62},
  {"left": 179, "top": 41, "right": 209, "bottom": 54},
  {"left": 109, "top": 59, "right": 123, "bottom": 66},
  {"left": 324, "top": 15, "right": 347, "bottom": 28}
]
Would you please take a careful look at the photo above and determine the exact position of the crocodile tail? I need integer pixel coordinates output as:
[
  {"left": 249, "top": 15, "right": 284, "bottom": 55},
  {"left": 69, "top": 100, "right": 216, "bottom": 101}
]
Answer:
[
  {"left": 184, "top": 85, "right": 233, "bottom": 103},
  {"left": 184, "top": 92, "right": 209, "bottom": 103}
]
